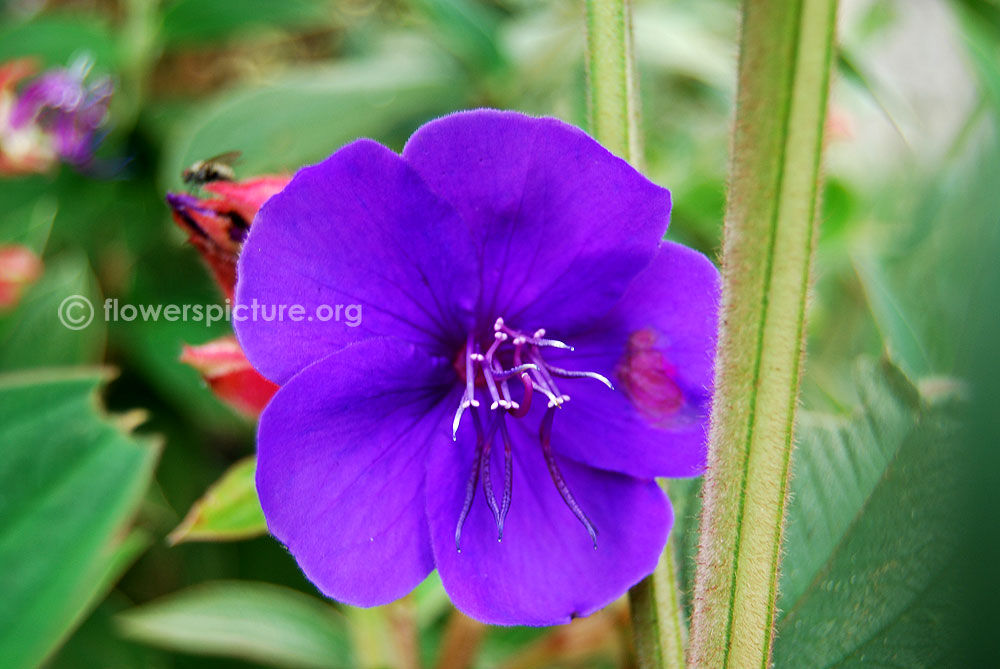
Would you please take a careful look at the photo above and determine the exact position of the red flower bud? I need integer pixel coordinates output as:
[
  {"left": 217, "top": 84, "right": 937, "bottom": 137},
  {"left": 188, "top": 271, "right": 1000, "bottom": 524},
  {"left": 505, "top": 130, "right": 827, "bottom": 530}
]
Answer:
[
  {"left": 167, "top": 175, "right": 290, "bottom": 298},
  {"left": 180, "top": 335, "right": 278, "bottom": 416}
]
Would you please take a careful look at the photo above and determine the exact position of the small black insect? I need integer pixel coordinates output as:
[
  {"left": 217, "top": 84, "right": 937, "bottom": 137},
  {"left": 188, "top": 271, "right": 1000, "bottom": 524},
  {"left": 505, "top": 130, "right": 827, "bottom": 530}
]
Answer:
[{"left": 182, "top": 150, "right": 242, "bottom": 187}]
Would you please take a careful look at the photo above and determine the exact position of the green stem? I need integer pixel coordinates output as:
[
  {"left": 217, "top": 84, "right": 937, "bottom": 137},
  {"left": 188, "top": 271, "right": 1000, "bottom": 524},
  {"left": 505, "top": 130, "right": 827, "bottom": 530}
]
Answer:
[
  {"left": 687, "top": 1, "right": 837, "bottom": 668},
  {"left": 629, "top": 520, "right": 686, "bottom": 669},
  {"left": 584, "top": 2, "right": 684, "bottom": 667},
  {"left": 584, "top": 0, "right": 641, "bottom": 164}
]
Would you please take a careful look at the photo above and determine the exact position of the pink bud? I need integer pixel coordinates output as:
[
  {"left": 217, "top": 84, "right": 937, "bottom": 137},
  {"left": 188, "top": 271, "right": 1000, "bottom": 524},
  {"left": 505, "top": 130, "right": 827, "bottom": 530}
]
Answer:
[
  {"left": 0, "top": 245, "right": 43, "bottom": 310},
  {"left": 180, "top": 335, "right": 278, "bottom": 416},
  {"left": 167, "top": 175, "right": 290, "bottom": 299}
]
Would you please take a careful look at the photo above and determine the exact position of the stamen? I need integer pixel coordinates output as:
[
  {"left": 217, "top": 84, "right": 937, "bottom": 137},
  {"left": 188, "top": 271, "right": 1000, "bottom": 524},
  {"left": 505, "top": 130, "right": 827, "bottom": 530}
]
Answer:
[
  {"left": 480, "top": 414, "right": 502, "bottom": 531},
  {"left": 509, "top": 337, "right": 534, "bottom": 418},
  {"left": 485, "top": 330, "right": 506, "bottom": 362},
  {"left": 498, "top": 323, "right": 574, "bottom": 351},
  {"left": 498, "top": 414, "right": 513, "bottom": 540},
  {"left": 492, "top": 363, "right": 537, "bottom": 380},
  {"left": 455, "top": 407, "right": 485, "bottom": 551},
  {"left": 453, "top": 336, "right": 481, "bottom": 440},
  {"left": 531, "top": 379, "right": 565, "bottom": 408},
  {"left": 464, "top": 333, "right": 476, "bottom": 401},
  {"left": 530, "top": 350, "right": 569, "bottom": 405},
  {"left": 451, "top": 397, "right": 467, "bottom": 440},
  {"left": 480, "top": 358, "right": 507, "bottom": 410},
  {"left": 544, "top": 364, "right": 614, "bottom": 390},
  {"left": 508, "top": 372, "right": 533, "bottom": 418},
  {"left": 539, "top": 407, "right": 598, "bottom": 548},
  {"left": 451, "top": 320, "right": 614, "bottom": 548},
  {"left": 496, "top": 364, "right": 518, "bottom": 411},
  {"left": 531, "top": 337, "right": 574, "bottom": 351}
]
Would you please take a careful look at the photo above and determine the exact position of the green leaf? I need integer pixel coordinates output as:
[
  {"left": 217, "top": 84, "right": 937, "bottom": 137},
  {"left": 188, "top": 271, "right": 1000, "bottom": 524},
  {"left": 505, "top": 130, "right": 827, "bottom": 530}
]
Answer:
[
  {"left": 116, "top": 581, "right": 353, "bottom": 669},
  {"left": 687, "top": 1, "right": 838, "bottom": 666},
  {"left": 161, "top": 0, "right": 331, "bottom": 46},
  {"left": 162, "top": 46, "right": 467, "bottom": 187},
  {"left": 853, "top": 251, "right": 932, "bottom": 378},
  {"left": 773, "top": 359, "right": 960, "bottom": 666},
  {"left": 168, "top": 456, "right": 266, "bottom": 544},
  {"left": 0, "top": 178, "right": 55, "bottom": 253},
  {"left": 0, "top": 15, "right": 118, "bottom": 70},
  {"left": 410, "top": 0, "right": 505, "bottom": 74},
  {"left": 0, "top": 369, "right": 160, "bottom": 668},
  {"left": 0, "top": 253, "right": 105, "bottom": 372}
]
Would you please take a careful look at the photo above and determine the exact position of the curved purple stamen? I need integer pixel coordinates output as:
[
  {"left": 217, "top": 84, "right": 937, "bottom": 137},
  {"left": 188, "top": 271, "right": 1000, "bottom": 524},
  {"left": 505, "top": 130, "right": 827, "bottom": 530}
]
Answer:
[
  {"left": 455, "top": 407, "right": 485, "bottom": 552},
  {"left": 544, "top": 364, "right": 614, "bottom": 390},
  {"left": 540, "top": 406, "right": 598, "bottom": 548},
  {"left": 491, "top": 363, "right": 537, "bottom": 381},
  {"left": 498, "top": 415, "right": 513, "bottom": 539},
  {"left": 455, "top": 408, "right": 502, "bottom": 550},
  {"left": 480, "top": 414, "right": 502, "bottom": 535}
]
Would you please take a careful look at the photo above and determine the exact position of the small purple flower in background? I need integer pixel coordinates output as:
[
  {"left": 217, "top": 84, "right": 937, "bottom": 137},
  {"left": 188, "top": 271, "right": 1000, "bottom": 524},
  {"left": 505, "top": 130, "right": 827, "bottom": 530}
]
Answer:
[
  {"left": 235, "top": 110, "right": 719, "bottom": 625},
  {"left": 0, "top": 55, "right": 111, "bottom": 174}
]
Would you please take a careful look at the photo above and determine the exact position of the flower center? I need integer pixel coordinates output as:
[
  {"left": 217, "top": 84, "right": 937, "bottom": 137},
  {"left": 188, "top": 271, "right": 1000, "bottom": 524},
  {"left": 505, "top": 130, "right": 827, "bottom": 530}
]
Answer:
[{"left": 451, "top": 318, "right": 613, "bottom": 552}]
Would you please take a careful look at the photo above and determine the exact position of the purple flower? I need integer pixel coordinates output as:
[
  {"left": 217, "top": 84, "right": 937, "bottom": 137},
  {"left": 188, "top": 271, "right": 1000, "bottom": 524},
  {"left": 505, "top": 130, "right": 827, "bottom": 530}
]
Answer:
[
  {"left": 235, "top": 110, "right": 719, "bottom": 625},
  {"left": 8, "top": 57, "right": 111, "bottom": 167}
]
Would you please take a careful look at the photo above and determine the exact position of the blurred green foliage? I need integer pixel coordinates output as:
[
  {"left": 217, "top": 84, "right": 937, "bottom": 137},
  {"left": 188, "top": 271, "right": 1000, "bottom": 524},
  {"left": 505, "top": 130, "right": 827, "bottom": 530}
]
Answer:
[{"left": 0, "top": 0, "right": 994, "bottom": 666}]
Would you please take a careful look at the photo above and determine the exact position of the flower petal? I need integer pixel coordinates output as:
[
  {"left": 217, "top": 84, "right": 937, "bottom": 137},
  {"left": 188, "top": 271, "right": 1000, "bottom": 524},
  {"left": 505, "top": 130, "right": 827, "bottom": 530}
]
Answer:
[
  {"left": 256, "top": 337, "right": 457, "bottom": 607},
  {"left": 545, "top": 241, "right": 720, "bottom": 478},
  {"left": 236, "top": 138, "right": 480, "bottom": 383},
  {"left": 427, "top": 414, "right": 671, "bottom": 625},
  {"left": 402, "top": 109, "right": 670, "bottom": 332}
]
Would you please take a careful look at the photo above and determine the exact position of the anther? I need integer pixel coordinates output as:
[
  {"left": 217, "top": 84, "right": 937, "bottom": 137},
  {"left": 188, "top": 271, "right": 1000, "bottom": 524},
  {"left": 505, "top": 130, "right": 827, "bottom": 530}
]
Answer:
[
  {"left": 492, "top": 363, "right": 537, "bottom": 381},
  {"left": 481, "top": 415, "right": 502, "bottom": 532},
  {"left": 531, "top": 380, "right": 564, "bottom": 408},
  {"left": 498, "top": 414, "right": 513, "bottom": 541},
  {"left": 540, "top": 406, "right": 598, "bottom": 548},
  {"left": 455, "top": 407, "right": 485, "bottom": 551},
  {"left": 545, "top": 364, "right": 615, "bottom": 390},
  {"left": 532, "top": 337, "right": 573, "bottom": 351},
  {"left": 530, "top": 349, "right": 566, "bottom": 400}
]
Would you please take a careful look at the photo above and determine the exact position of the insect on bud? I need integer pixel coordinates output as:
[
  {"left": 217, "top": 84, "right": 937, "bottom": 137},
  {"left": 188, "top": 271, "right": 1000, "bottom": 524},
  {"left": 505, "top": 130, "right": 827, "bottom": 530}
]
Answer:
[{"left": 166, "top": 173, "right": 290, "bottom": 298}]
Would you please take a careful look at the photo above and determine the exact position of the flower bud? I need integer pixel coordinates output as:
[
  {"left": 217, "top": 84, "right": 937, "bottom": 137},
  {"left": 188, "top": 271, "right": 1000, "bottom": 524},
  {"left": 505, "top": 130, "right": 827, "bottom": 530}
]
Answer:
[
  {"left": 0, "top": 245, "right": 43, "bottom": 310},
  {"left": 167, "top": 175, "right": 290, "bottom": 299},
  {"left": 180, "top": 335, "right": 278, "bottom": 416}
]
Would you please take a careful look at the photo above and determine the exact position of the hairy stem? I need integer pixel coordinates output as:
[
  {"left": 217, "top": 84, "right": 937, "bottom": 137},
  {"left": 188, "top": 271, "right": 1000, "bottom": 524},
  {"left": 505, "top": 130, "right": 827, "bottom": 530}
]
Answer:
[
  {"left": 584, "top": 0, "right": 642, "bottom": 165},
  {"left": 629, "top": 525, "right": 686, "bottom": 669},
  {"left": 687, "top": 1, "right": 838, "bottom": 667},
  {"left": 584, "top": 2, "right": 684, "bottom": 667}
]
